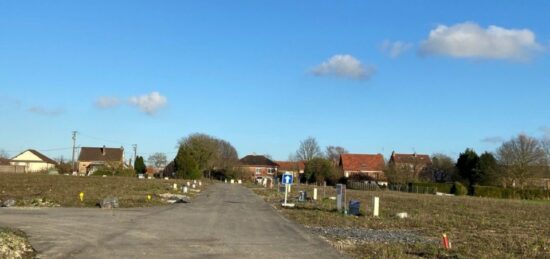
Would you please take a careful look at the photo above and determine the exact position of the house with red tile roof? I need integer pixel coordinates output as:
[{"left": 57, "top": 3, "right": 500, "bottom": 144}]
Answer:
[
  {"left": 275, "top": 161, "right": 305, "bottom": 179},
  {"left": 339, "top": 153, "right": 386, "bottom": 180}
]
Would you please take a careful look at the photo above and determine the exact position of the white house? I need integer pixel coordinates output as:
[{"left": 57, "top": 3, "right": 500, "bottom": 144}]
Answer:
[{"left": 10, "top": 149, "right": 57, "bottom": 173}]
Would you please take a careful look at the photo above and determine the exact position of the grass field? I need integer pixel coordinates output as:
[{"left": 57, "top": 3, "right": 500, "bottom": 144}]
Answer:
[
  {"left": 0, "top": 173, "right": 207, "bottom": 208},
  {"left": 253, "top": 184, "right": 550, "bottom": 258}
]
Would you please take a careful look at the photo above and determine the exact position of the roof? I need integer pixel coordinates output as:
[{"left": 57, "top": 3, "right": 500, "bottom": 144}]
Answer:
[
  {"left": 11, "top": 149, "right": 58, "bottom": 165},
  {"left": 390, "top": 152, "right": 432, "bottom": 165},
  {"left": 78, "top": 146, "right": 124, "bottom": 162},
  {"left": 239, "top": 155, "right": 278, "bottom": 167},
  {"left": 339, "top": 153, "right": 385, "bottom": 172},
  {"left": 275, "top": 161, "right": 305, "bottom": 171}
]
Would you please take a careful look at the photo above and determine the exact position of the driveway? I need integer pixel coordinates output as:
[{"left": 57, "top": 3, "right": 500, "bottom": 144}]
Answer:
[{"left": 0, "top": 183, "right": 341, "bottom": 258}]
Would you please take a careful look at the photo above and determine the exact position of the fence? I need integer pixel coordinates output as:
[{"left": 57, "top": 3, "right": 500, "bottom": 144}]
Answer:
[
  {"left": 0, "top": 165, "right": 26, "bottom": 173},
  {"left": 347, "top": 181, "right": 381, "bottom": 191},
  {"left": 388, "top": 183, "right": 438, "bottom": 194}
]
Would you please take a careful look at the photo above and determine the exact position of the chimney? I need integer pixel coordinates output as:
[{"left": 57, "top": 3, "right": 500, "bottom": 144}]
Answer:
[{"left": 102, "top": 145, "right": 106, "bottom": 156}]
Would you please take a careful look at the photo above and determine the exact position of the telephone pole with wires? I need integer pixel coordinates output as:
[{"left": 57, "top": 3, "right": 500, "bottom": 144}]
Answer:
[
  {"left": 132, "top": 144, "right": 137, "bottom": 163},
  {"left": 71, "top": 131, "right": 78, "bottom": 173}
]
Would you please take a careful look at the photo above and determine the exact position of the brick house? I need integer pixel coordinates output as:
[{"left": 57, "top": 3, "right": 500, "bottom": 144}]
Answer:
[
  {"left": 78, "top": 146, "right": 124, "bottom": 175},
  {"left": 275, "top": 160, "right": 305, "bottom": 179},
  {"left": 339, "top": 153, "right": 386, "bottom": 180},
  {"left": 388, "top": 151, "right": 432, "bottom": 179},
  {"left": 238, "top": 155, "right": 278, "bottom": 182}
]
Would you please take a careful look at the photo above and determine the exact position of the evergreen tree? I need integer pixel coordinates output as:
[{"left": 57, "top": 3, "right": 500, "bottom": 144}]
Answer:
[
  {"left": 134, "top": 156, "right": 146, "bottom": 175},
  {"left": 456, "top": 148, "right": 481, "bottom": 188}
]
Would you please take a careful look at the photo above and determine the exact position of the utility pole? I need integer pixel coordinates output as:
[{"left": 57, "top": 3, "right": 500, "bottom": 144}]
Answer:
[
  {"left": 132, "top": 144, "right": 137, "bottom": 163},
  {"left": 71, "top": 131, "right": 77, "bottom": 173}
]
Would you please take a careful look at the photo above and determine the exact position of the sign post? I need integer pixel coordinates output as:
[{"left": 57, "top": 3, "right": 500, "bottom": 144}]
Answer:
[{"left": 281, "top": 172, "right": 294, "bottom": 207}]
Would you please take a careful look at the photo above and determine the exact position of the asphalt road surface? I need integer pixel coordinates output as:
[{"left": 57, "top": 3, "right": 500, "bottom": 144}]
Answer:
[{"left": 0, "top": 183, "right": 341, "bottom": 259}]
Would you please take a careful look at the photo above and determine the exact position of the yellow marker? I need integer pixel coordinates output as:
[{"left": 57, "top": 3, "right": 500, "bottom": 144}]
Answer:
[
  {"left": 79, "top": 192, "right": 84, "bottom": 202},
  {"left": 147, "top": 195, "right": 152, "bottom": 201}
]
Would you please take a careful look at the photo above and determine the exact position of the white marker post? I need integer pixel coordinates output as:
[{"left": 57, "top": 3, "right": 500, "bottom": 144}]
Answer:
[
  {"left": 373, "top": 197, "right": 380, "bottom": 217},
  {"left": 173, "top": 183, "right": 178, "bottom": 191},
  {"left": 183, "top": 186, "right": 188, "bottom": 194},
  {"left": 313, "top": 188, "right": 318, "bottom": 201}
]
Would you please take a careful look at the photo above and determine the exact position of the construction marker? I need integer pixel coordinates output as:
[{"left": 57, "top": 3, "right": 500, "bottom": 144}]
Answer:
[
  {"left": 442, "top": 233, "right": 450, "bottom": 249},
  {"left": 79, "top": 192, "right": 84, "bottom": 202},
  {"left": 147, "top": 195, "right": 152, "bottom": 201}
]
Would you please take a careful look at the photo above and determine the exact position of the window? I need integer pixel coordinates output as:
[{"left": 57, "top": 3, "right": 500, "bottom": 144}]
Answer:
[
  {"left": 255, "top": 168, "right": 261, "bottom": 175},
  {"left": 267, "top": 168, "right": 274, "bottom": 174}
]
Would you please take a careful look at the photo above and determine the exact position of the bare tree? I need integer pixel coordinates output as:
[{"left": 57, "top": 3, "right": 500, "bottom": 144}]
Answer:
[
  {"left": 0, "top": 149, "right": 9, "bottom": 159},
  {"left": 325, "top": 146, "right": 348, "bottom": 164},
  {"left": 148, "top": 152, "right": 168, "bottom": 169},
  {"left": 496, "top": 134, "right": 548, "bottom": 188},
  {"left": 427, "top": 153, "right": 456, "bottom": 182},
  {"left": 295, "top": 137, "right": 322, "bottom": 161}
]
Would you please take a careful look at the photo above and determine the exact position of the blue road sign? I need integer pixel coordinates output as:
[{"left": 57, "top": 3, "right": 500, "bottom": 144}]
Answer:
[{"left": 282, "top": 173, "right": 293, "bottom": 185}]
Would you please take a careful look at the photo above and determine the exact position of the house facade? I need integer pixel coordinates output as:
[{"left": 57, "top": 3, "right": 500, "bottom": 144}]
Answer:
[
  {"left": 275, "top": 161, "right": 305, "bottom": 179},
  {"left": 339, "top": 153, "right": 386, "bottom": 180},
  {"left": 78, "top": 146, "right": 124, "bottom": 175},
  {"left": 238, "top": 155, "right": 278, "bottom": 182},
  {"left": 388, "top": 151, "right": 432, "bottom": 178},
  {"left": 9, "top": 149, "right": 57, "bottom": 173}
]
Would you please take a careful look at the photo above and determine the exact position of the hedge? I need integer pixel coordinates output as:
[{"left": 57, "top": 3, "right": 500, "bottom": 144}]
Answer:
[
  {"left": 410, "top": 182, "right": 453, "bottom": 194},
  {"left": 473, "top": 185, "right": 550, "bottom": 200}
]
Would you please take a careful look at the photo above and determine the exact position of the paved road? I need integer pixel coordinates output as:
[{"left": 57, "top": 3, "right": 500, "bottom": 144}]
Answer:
[{"left": 0, "top": 183, "right": 341, "bottom": 259}]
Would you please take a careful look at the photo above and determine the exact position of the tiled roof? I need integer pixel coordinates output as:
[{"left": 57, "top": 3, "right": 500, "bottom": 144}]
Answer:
[
  {"left": 390, "top": 152, "right": 431, "bottom": 165},
  {"left": 275, "top": 161, "right": 305, "bottom": 171},
  {"left": 78, "top": 146, "right": 124, "bottom": 162},
  {"left": 239, "top": 155, "right": 278, "bottom": 167},
  {"left": 340, "top": 153, "right": 385, "bottom": 172}
]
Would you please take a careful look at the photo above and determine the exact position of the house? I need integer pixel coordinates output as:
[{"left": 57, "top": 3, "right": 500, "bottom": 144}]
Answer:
[
  {"left": 238, "top": 155, "right": 278, "bottom": 183},
  {"left": 9, "top": 149, "right": 57, "bottom": 173},
  {"left": 388, "top": 151, "right": 432, "bottom": 178},
  {"left": 275, "top": 161, "right": 305, "bottom": 179},
  {"left": 78, "top": 146, "right": 124, "bottom": 175},
  {"left": 339, "top": 153, "right": 385, "bottom": 180}
]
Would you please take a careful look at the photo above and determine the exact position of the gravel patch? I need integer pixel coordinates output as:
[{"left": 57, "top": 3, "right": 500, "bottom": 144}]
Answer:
[
  {"left": 0, "top": 228, "right": 35, "bottom": 259},
  {"left": 308, "top": 226, "right": 433, "bottom": 244}
]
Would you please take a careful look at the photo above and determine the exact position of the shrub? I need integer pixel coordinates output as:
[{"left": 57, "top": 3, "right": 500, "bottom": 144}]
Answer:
[
  {"left": 451, "top": 182, "right": 468, "bottom": 196},
  {"left": 409, "top": 182, "right": 453, "bottom": 194},
  {"left": 472, "top": 185, "right": 550, "bottom": 200}
]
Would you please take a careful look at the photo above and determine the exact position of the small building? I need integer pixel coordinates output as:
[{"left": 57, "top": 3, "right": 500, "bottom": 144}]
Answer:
[
  {"left": 9, "top": 149, "right": 57, "bottom": 173},
  {"left": 238, "top": 155, "right": 278, "bottom": 183},
  {"left": 388, "top": 151, "right": 432, "bottom": 177},
  {"left": 339, "top": 153, "right": 385, "bottom": 180},
  {"left": 275, "top": 161, "right": 305, "bottom": 179},
  {"left": 78, "top": 146, "right": 124, "bottom": 175}
]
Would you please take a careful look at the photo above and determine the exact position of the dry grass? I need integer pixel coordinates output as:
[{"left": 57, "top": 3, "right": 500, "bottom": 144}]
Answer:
[
  {"left": 253, "top": 184, "right": 550, "bottom": 258},
  {"left": 0, "top": 173, "right": 208, "bottom": 208},
  {"left": 0, "top": 227, "right": 35, "bottom": 259}
]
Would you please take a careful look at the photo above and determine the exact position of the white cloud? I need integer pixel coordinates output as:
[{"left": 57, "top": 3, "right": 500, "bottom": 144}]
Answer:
[
  {"left": 27, "top": 106, "right": 64, "bottom": 116},
  {"left": 481, "top": 136, "right": 504, "bottom": 144},
  {"left": 129, "top": 92, "right": 167, "bottom": 115},
  {"left": 311, "top": 54, "right": 375, "bottom": 80},
  {"left": 381, "top": 40, "right": 412, "bottom": 58},
  {"left": 420, "top": 22, "right": 542, "bottom": 61},
  {"left": 95, "top": 96, "right": 120, "bottom": 109}
]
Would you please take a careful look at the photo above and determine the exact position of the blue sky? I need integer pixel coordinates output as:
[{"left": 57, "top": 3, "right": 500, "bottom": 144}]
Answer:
[{"left": 1, "top": 1, "right": 549, "bottom": 162}]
